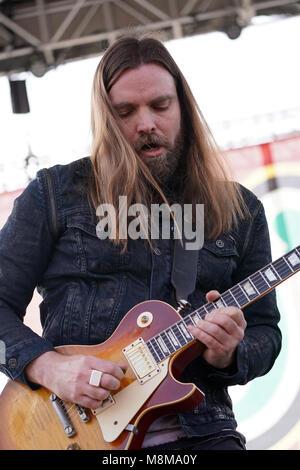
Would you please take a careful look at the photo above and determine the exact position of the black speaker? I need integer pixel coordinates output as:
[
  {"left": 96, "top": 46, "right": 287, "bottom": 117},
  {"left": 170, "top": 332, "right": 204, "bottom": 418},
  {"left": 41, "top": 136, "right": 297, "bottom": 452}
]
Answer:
[{"left": 9, "top": 79, "right": 30, "bottom": 114}]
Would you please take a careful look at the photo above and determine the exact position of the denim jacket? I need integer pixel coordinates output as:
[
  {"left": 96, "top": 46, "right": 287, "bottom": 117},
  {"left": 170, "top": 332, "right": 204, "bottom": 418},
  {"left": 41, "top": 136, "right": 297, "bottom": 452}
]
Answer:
[{"left": 0, "top": 157, "right": 281, "bottom": 438}]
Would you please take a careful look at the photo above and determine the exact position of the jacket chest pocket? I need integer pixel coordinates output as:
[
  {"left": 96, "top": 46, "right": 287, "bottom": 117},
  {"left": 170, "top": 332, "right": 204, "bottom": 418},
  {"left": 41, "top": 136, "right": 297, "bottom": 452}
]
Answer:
[
  {"left": 66, "top": 214, "right": 130, "bottom": 274},
  {"left": 197, "top": 236, "right": 239, "bottom": 292}
]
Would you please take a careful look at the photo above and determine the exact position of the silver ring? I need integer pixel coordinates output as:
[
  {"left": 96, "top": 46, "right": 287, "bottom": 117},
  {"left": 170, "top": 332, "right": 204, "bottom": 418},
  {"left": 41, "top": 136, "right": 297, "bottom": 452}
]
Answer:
[{"left": 89, "top": 369, "right": 103, "bottom": 387}]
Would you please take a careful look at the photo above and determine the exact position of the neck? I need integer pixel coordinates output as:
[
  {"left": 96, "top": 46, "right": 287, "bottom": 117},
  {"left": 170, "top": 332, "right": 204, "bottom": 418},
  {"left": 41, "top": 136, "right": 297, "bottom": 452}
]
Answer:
[{"left": 145, "top": 245, "right": 300, "bottom": 362}]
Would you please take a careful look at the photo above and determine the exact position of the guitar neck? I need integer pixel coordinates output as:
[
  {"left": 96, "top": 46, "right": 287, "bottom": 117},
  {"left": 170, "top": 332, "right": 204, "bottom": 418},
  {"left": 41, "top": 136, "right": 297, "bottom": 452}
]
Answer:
[{"left": 146, "top": 245, "right": 300, "bottom": 363}]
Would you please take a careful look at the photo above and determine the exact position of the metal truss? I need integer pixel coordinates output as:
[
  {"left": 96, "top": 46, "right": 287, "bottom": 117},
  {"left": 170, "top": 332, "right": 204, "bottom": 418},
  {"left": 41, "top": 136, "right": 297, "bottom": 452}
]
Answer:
[{"left": 0, "top": 0, "right": 299, "bottom": 77}]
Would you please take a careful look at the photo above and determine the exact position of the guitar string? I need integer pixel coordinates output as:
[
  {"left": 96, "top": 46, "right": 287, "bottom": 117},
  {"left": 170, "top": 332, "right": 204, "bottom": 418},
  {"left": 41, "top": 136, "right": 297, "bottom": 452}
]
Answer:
[
  {"left": 146, "top": 249, "right": 300, "bottom": 360},
  {"left": 61, "top": 248, "right": 300, "bottom": 420}
]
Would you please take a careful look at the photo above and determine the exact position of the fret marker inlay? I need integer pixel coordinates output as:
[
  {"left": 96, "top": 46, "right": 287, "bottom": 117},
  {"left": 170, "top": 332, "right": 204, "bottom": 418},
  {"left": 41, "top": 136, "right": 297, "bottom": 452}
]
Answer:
[
  {"left": 264, "top": 268, "right": 277, "bottom": 282},
  {"left": 288, "top": 252, "right": 300, "bottom": 267},
  {"left": 242, "top": 281, "right": 256, "bottom": 296},
  {"left": 145, "top": 246, "right": 300, "bottom": 364}
]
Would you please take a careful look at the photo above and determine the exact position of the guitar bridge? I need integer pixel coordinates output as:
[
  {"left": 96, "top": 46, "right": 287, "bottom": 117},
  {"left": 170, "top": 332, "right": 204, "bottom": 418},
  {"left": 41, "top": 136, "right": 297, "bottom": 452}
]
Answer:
[
  {"left": 50, "top": 393, "right": 75, "bottom": 438},
  {"left": 123, "top": 338, "right": 159, "bottom": 383}
]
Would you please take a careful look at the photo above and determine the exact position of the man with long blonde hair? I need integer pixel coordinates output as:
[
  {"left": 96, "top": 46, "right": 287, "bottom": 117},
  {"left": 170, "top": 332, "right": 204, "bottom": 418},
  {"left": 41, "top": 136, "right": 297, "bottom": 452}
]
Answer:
[{"left": 0, "top": 35, "right": 281, "bottom": 450}]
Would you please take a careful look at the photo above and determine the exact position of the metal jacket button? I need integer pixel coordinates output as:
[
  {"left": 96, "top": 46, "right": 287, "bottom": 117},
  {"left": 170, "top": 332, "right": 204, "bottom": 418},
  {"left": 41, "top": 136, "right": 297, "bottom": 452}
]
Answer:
[
  {"left": 8, "top": 357, "right": 17, "bottom": 368},
  {"left": 216, "top": 239, "right": 224, "bottom": 248}
]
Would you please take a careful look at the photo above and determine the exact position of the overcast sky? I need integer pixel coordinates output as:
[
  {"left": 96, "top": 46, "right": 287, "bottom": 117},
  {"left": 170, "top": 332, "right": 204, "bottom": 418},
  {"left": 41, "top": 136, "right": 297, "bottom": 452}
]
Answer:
[{"left": 0, "top": 14, "right": 299, "bottom": 191}]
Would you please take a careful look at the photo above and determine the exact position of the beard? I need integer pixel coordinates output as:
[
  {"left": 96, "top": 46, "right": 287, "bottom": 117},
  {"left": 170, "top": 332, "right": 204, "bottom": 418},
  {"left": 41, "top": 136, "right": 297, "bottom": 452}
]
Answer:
[{"left": 134, "top": 130, "right": 184, "bottom": 186}]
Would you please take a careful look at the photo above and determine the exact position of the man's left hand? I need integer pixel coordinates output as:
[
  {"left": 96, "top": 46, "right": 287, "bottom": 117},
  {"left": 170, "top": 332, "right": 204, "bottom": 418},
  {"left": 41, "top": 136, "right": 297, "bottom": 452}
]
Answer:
[{"left": 187, "top": 290, "right": 247, "bottom": 369}]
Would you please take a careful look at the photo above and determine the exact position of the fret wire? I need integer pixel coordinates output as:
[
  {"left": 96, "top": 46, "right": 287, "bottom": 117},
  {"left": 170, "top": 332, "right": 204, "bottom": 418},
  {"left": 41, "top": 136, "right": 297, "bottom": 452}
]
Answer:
[
  {"left": 232, "top": 297, "right": 247, "bottom": 307},
  {"left": 283, "top": 255, "right": 294, "bottom": 272},
  {"left": 267, "top": 264, "right": 280, "bottom": 279},
  {"left": 230, "top": 285, "right": 248, "bottom": 306},
  {"left": 273, "top": 258, "right": 293, "bottom": 278},
  {"left": 147, "top": 248, "right": 300, "bottom": 362},
  {"left": 205, "top": 303, "right": 217, "bottom": 313},
  {"left": 194, "top": 303, "right": 219, "bottom": 319},
  {"left": 248, "top": 274, "right": 260, "bottom": 290},
  {"left": 183, "top": 315, "right": 196, "bottom": 326},
  {"left": 193, "top": 311, "right": 201, "bottom": 322},
  {"left": 154, "top": 335, "right": 169, "bottom": 357},
  {"left": 240, "top": 278, "right": 258, "bottom": 299},
  {"left": 260, "top": 269, "right": 272, "bottom": 287},
  {"left": 271, "top": 264, "right": 281, "bottom": 279},
  {"left": 286, "top": 250, "right": 300, "bottom": 270},
  {"left": 239, "top": 283, "right": 250, "bottom": 302},
  {"left": 262, "top": 265, "right": 279, "bottom": 284},
  {"left": 199, "top": 306, "right": 207, "bottom": 319},
  {"left": 172, "top": 323, "right": 188, "bottom": 345},
  {"left": 147, "top": 247, "right": 300, "bottom": 362},
  {"left": 250, "top": 271, "right": 269, "bottom": 293},
  {"left": 167, "top": 329, "right": 178, "bottom": 349},
  {"left": 147, "top": 341, "right": 161, "bottom": 362},
  {"left": 230, "top": 285, "right": 248, "bottom": 300},
  {"left": 214, "top": 297, "right": 226, "bottom": 308},
  {"left": 222, "top": 290, "right": 239, "bottom": 307},
  {"left": 226, "top": 289, "right": 240, "bottom": 307},
  {"left": 155, "top": 338, "right": 167, "bottom": 359},
  {"left": 146, "top": 338, "right": 164, "bottom": 359},
  {"left": 294, "top": 248, "right": 300, "bottom": 266},
  {"left": 175, "top": 323, "right": 189, "bottom": 343},
  {"left": 248, "top": 277, "right": 259, "bottom": 294},
  {"left": 256, "top": 271, "right": 271, "bottom": 287},
  {"left": 166, "top": 328, "right": 180, "bottom": 349},
  {"left": 154, "top": 336, "right": 170, "bottom": 357},
  {"left": 203, "top": 304, "right": 209, "bottom": 314},
  {"left": 177, "top": 321, "right": 193, "bottom": 340},
  {"left": 191, "top": 311, "right": 201, "bottom": 324},
  {"left": 161, "top": 331, "right": 175, "bottom": 353},
  {"left": 258, "top": 270, "right": 271, "bottom": 287}
]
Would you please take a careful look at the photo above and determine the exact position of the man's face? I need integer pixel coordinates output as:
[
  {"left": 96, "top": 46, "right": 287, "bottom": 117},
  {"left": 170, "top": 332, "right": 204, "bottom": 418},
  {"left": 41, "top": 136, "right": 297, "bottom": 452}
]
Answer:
[{"left": 109, "top": 63, "right": 183, "bottom": 184}]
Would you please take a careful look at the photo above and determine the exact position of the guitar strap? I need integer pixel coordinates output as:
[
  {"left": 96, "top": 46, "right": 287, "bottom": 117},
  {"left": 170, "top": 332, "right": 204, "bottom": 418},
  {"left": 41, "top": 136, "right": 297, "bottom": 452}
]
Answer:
[
  {"left": 171, "top": 236, "right": 198, "bottom": 313},
  {"left": 170, "top": 199, "right": 262, "bottom": 312},
  {"left": 43, "top": 167, "right": 63, "bottom": 239}
]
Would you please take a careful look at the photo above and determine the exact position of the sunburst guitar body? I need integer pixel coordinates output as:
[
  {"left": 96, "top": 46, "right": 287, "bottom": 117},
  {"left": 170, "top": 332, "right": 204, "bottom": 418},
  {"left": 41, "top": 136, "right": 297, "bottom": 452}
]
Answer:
[{"left": 0, "top": 300, "right": 205, "bottom": 450}]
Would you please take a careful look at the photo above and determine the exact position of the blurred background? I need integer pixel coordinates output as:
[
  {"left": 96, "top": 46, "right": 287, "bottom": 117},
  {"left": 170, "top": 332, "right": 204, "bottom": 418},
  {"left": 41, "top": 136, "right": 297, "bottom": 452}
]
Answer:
[{"left": 0, "top": 0, "right": 299, "bottom": 450}]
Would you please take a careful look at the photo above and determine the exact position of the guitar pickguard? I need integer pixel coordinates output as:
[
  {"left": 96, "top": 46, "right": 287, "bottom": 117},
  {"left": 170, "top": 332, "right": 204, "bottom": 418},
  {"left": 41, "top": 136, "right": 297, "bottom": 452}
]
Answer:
[{"left": 93, "top": 358, "right": 169, "bottom": 442}]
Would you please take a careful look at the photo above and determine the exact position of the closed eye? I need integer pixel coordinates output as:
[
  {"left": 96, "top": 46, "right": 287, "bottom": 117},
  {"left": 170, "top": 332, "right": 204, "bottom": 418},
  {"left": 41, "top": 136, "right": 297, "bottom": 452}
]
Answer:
[
  {"left": 118, "top": 110, "right": 132, "bottom": 118},
  {"left": 114, "top": 94, "right": 174, "bottom": 118},
  {"left": 153, "top": 104, "right": 169, "bottom": 111},
  {"left": 151, "top": 97, "right": 172, "bottom": 111},
  {"left": 116, "top": 107, "right": 134, "bottom": 118}
]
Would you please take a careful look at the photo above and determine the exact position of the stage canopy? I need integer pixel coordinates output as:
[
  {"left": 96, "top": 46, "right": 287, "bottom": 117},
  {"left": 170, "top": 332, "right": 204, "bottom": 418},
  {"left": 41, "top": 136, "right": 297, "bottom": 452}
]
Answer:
[{"left": 0, "top": 0, "right": 300, "bottom": 77}]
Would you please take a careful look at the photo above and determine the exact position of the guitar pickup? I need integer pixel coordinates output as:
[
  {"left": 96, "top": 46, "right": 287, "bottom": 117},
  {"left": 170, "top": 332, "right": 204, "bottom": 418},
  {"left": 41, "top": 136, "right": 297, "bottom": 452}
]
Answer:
[{"left": 123, "top": 338, "right": 160, "bottom": 384}]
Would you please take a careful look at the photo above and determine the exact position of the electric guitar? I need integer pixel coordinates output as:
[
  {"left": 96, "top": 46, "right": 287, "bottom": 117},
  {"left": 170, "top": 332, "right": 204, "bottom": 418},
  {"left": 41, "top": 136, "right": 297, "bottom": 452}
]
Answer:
[{"left": 0, "top": 246, "right": 299, "bottom": 450}]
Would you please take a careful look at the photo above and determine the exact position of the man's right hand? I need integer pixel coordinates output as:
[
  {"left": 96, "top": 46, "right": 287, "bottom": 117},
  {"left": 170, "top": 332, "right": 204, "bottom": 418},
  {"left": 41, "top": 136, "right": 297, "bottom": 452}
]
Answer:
[{"left": 25, "top": 351, "right": 127, "bottom": 409}]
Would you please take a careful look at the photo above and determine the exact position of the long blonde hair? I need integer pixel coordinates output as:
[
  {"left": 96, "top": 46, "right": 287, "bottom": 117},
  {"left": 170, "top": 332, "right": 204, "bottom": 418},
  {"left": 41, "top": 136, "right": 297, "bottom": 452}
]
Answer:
[{"left": 89, "top": 35, "right": 247, "bottom": 249}]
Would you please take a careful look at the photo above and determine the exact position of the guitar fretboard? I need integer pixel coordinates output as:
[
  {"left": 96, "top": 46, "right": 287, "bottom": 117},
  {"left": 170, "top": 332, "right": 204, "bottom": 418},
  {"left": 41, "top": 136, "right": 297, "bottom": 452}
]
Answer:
[{"left": 146, "top": 245, "right": 300, "bottom": 363}]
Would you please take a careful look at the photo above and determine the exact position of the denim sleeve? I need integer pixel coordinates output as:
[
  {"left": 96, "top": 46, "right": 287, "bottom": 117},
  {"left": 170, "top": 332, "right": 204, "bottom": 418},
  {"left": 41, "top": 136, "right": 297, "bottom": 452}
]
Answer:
[
  {"left": 0, "top": 173, "right": 56, "bottom": 388},
  {"left": 200, "top": 202, "right": 282, "bottom": 386}
]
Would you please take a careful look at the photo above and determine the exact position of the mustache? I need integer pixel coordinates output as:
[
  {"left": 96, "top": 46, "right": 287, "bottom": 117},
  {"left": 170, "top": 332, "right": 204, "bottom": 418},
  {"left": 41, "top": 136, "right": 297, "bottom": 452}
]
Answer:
[{"left": 133, "top": 133, "right": 170, "bottom": 152}]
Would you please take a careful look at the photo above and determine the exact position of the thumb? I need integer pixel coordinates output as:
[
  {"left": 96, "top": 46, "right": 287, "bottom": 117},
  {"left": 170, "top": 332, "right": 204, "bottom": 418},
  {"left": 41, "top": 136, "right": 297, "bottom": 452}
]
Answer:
[{"left": 206, "top": 290, "right": 221, "bottom": 303}]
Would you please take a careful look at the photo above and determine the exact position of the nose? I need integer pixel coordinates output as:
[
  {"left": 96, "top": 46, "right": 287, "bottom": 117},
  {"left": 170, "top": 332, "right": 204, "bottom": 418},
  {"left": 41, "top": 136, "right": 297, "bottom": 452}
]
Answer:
[{"left": 136, "top": 108, "right": 156, "bottom": 135}]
